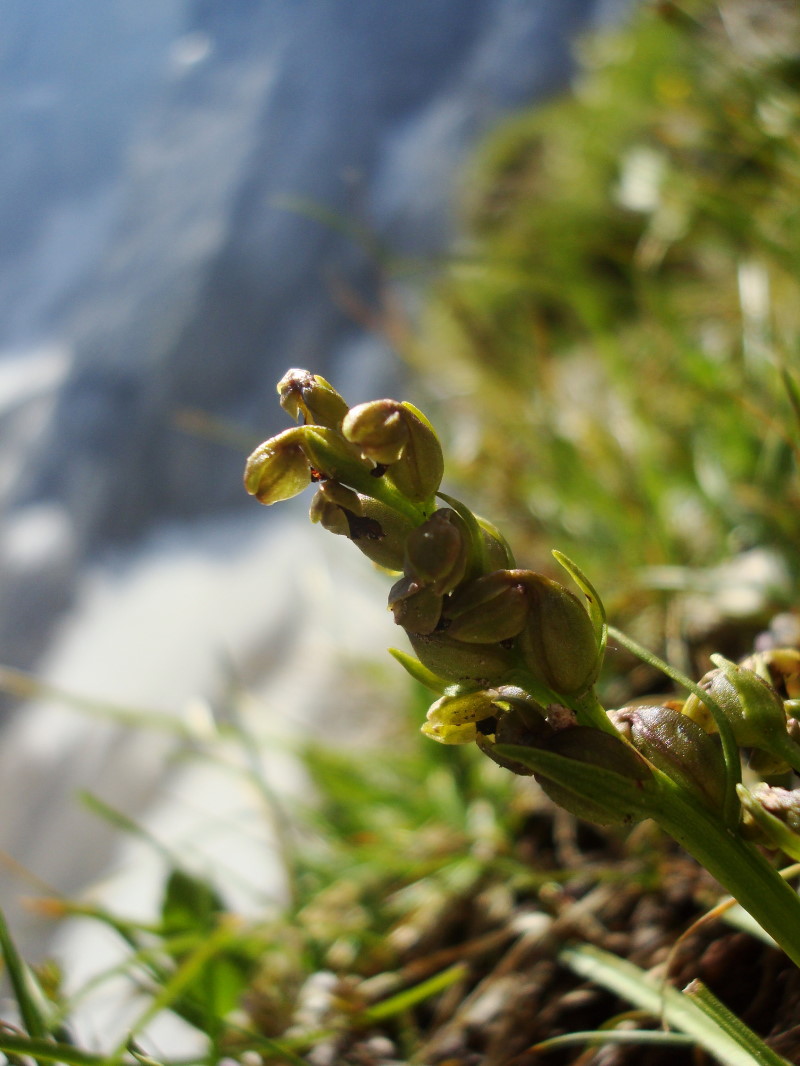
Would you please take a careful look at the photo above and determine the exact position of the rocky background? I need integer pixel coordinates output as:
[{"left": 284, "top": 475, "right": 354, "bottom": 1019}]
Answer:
[{"left": 1, "top": 0, "right": 626, "bottom": 670}]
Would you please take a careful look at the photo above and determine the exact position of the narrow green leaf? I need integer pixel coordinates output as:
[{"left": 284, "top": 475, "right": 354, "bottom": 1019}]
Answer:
[
  {"left": 229, "top": 1026, "right": 325, "bottom": 1064},
  {"left": 51, "top": 932, "right": 207, "bottom": 1031},
  {"left": 127, "top": 1041, "right": 167, "bottom": 1066},
  {"left": 113, "top": 917, "right": 242, "bottom": 1057},
  {"left": 720, "top": 902, "right": 778, "bottom": 949},
  {"left": 78, "top": 792, "right": 174, "bottom": 864},
  {"left": 0, "top": 906, "right": 54, "bottom": 1041},
  {"left": 0, "top": 1034, "right": 105, "bottom": 1066},
  {"left": 552, "top": 549, "right": 607, "bottom": 651},
  {"left": 560, "top": 943, "right": 780, "bottom": 1066},
  {"left": 493, "top": 742, "right": 655, "bottom": 823},
  {"left": 535, "top": 1029, "right": 695, "bottom": 1052},
  {"left": 271, "top": 194, "right": 388, "bottom": 264},
  {"left": 780, "top": 366, "right": 800, "bottom": 441},
  {"left": 388, "top": 647, "right": 446, "bottom": 693},
  {"left": 684, "top": 981, "right": 791, "bottom": 1066},
  {"left": 360, "top": 963, "right": 466, "bottom": 1022}
]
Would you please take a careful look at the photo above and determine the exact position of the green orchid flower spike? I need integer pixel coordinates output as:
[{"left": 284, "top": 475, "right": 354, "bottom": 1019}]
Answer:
[{"left": 245, "top": 369, "right": 800, "bottom": 971}]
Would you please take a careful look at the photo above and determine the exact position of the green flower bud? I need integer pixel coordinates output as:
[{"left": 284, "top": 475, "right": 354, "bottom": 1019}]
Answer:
[
  {"left": 310, "top": 484, "right": 414, "bottom": 570},
  {"left": 355, "top": 499, "right": 416, "bottom": 570},
  {"left": 436, "top": 492, "right": 515, "bottom": 577},
  {"left": 623, "top": 704, "right": 727, "bottom": 811},
  {"left": 535, "top": 728, "right": 652, "bottom": 826},
  {"left": 343, "top": 400, "right": 444, "bottom": 503},
  {"left": 278, "top": 368, "right": 349, "bottom": 428},
  {"left": 244, "top": 427, "right": 313, "bottom": 504},
  {"left": 517, "top": 574, "right": 601, "bottom": 698},
  {"left": 421, "top": 686, "right": 500, "bottom": 745},
  {"left": 408, "top": 630, "right": 517, "bottom": 686},
  {"left": 388, "top": 576, "right": 443, "bottom": 635},
  {"left": 404, "top": 509, "right": 468, "bottom": 594},
  {"left": 444, "top": 570, "right": 529, "bottom": 644},
  {"left": 741, "top": 649, "right": 800, "bottom": 701},
  {"left": 385, "top": 410, "right": 444, "bottom": 502},
  {"left": 478, "top": 520, "right": 516, "bottom": 570},
  {"left": 693, "top": 656, "right": 789, "bottom": 749},
  {"left": 342, "top": 399, "right": 410, "bottom": 464}
]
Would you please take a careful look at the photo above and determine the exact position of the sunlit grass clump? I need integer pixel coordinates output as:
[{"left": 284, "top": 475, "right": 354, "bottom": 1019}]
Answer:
[{"left": 414, "top": 0, "right": 800, "bottom": 637}]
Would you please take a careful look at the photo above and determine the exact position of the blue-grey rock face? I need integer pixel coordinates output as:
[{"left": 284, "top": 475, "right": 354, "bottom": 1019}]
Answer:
[
  {"left": 0, "top": 0, "right": 629, "bottom": 668},
  {"left": 0, "top": 0, "right": 187, "bottom": 342}
]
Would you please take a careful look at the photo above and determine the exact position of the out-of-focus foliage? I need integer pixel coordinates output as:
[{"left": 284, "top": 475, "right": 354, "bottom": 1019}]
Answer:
[{"left": 415, "top": 0, "right": 800, "bottom": 635}]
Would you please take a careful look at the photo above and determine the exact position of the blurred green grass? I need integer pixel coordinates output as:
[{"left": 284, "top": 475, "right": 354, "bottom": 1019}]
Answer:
[{"left": 412, "top": 0, "right": 800, "bottom": 646}]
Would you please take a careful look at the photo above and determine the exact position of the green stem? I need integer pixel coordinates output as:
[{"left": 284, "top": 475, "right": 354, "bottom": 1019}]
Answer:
[
  {"left": 651, "top": 775, "right": 800, "bottom": 969},
  {"left": 494, "top": 738, "right": 800, "bottom": 967},
  {"left": 302, "top": 426, "right": 428, "bottom": 525},
  {"left": 574, "top": 688, "right": 623, "bottom": 737}
]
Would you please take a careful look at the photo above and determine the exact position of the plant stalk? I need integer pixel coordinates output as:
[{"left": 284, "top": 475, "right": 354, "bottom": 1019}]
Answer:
[{"left": 651, "top": 776, "right": 800, "bottom": 969}]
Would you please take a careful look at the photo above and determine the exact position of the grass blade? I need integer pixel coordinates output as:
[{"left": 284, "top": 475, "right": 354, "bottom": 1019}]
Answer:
[
  {"left": 535, "top": 1029, "right": 695, "bottom": 1052},
  {"left": 111, "top": 916, "right": 241, "bottom": 1060},
  {"left": 0, "top": 906, "right": 54, "bottom": 1040},
  {"left": 360, "top": 963, "right": 467, "bottom": 1022},
  {"left": 684, "top": 981, "right": 791, "bottom": 1066},
  {"left": 0, "top": 1034, "right": 106, "bottom": 1066},
  {"left": 559, "top": 943, "right": 782, "bottom": 1066}
]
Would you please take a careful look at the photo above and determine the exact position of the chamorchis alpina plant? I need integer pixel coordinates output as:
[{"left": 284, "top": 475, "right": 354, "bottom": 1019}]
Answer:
[{"left": 246, "top": 369, "right": 800, "bottom": 968}]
